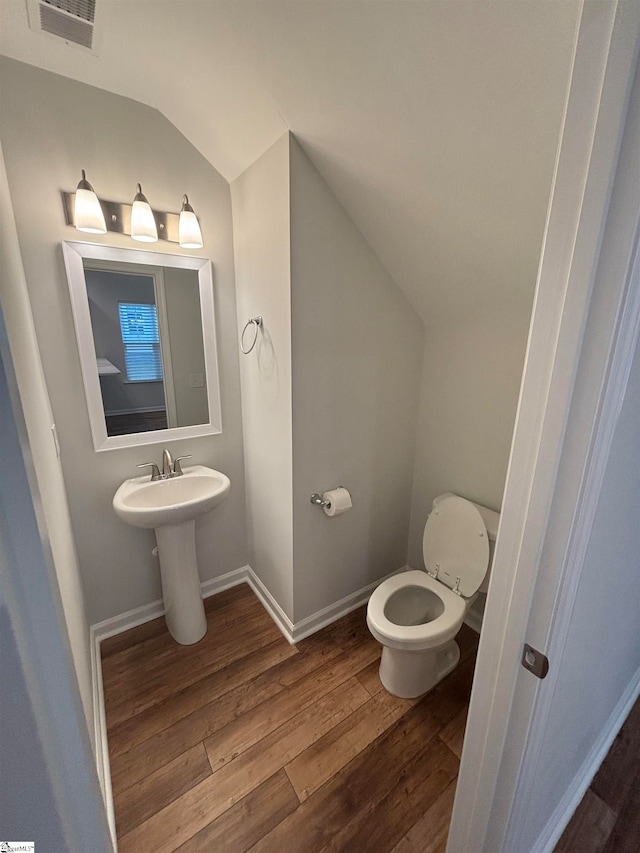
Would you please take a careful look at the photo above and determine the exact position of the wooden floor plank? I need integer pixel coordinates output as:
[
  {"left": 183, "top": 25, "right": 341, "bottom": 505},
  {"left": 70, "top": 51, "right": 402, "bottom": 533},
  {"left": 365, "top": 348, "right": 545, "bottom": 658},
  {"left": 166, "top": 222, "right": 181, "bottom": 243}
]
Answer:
[
  {"left": 601, "top": 764, "right": 640, "bottom": 853},
  {"left": 203, "top": 640, "right": 380, "bottom": 774},
  {"left": 591, "top": 696, "right": 640, "bottom": 814},
  {"left": 248, "top": 693, "right": 461, "bottom": 853},
  {"left": 118, "top": 679, "right": 368, "bottom": 853},
  {"left": 105, "top": 619, "right": 283, "bottom": 729},
  {"left": 203, "top": 583, "right": 254, "bottom": 613},
  {"left": 356, "top": 658, "right": 385, "bottom": 697},
  {"left": 103, "top": 585, "right": 261, "bottom": 669},
  {"left": 175, "top": 770, "right": 299, "bottom": 853},
  {"left": 285, "top": 689, "right": 417, "bottom": 801},
  {"left": 308, "top": 605, "right": 372, "bottom": 651},
  {"left": 104, "top": 603, "right": 274, "bottom": 695},
  {"left": 555, "top": 789, "right": 617, "bottom": 853},
  {"left": 107, "top": 638, "right": 298, "bottom": 758},
  {"left": 103, "top": 585, "right": 483, "bottom": 853},
  {"left": 438, "top": 706, "right": 467, "bottom": 759},
  {"left": 319, "top": 743, "right": 459, "bottom": 852},
  {"left": 110, "top": 632, "right": 344, "bottom": 797},
  {"left": 100, "top": 585, "right": 255, "bottom": 660},
  {"left": 114, "top": 742, "right": 212, "bottom": 837},
  {"left": 557, "top": 692, "right": 640, "bottom": 853},
  {"left": 390, "top": 778, "right": 457, "bottom": 853},
  {"left": 100, "top": 615, "right": 168, "bottom": 659},
  {"left": 102, "top": 590, "right": 268, "bottom": 689}
]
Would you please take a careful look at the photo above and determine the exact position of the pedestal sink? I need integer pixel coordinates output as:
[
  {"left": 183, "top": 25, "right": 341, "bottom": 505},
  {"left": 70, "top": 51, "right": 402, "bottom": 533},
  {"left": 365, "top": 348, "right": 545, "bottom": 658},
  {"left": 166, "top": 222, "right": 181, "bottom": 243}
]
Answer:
[{"left": 113, "top": 465, "right": 231, "bottom": 644}]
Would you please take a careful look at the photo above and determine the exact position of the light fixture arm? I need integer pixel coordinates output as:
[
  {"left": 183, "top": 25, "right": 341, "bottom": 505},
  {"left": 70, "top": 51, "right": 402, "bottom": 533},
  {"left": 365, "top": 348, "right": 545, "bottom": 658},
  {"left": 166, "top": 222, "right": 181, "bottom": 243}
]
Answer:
[
  {"left": 134, "top": 183, "right": 150, "bottom": 205},
  {"left": 77, "top": 169, "right": 95, "bottom": 192}
]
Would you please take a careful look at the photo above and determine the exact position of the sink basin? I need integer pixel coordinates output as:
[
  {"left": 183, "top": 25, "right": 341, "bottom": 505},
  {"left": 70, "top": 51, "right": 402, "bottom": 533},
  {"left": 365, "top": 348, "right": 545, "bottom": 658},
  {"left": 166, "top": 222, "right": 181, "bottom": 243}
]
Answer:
[
  {"left": 113, "top": 465, "right": 231, "bottom": 529},
  {"left": 112, "top": 464, "right": 231, "bottom": 645}
]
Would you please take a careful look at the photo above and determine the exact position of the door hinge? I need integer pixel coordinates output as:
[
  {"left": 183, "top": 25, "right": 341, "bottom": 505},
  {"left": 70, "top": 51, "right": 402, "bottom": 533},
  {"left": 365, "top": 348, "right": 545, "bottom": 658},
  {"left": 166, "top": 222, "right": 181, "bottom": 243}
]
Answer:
[{"left": 522, "top": 644, "right": 549, "bottom": 679}]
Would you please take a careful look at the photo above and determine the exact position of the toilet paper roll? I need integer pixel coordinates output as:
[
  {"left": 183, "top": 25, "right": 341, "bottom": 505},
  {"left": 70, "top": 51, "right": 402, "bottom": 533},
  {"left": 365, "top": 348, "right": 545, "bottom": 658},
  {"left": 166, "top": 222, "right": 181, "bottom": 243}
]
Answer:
[{"left": 322, "top": 487, "right": 352, "bottom": 517}]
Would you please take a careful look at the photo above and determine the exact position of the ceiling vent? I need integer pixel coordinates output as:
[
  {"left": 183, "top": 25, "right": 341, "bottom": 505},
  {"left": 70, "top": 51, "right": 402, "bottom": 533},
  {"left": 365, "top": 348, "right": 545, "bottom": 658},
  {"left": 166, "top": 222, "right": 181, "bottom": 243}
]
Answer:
[{"left": 26, "top": 0, "right": 99, "bottom": 53}]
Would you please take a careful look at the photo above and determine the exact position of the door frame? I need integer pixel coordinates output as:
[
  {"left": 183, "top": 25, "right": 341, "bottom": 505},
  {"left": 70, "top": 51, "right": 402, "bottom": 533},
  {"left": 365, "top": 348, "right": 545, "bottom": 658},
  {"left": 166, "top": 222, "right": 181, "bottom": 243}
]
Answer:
[{"left": 447, "top": 3, "right": 640, "bottom": 851}]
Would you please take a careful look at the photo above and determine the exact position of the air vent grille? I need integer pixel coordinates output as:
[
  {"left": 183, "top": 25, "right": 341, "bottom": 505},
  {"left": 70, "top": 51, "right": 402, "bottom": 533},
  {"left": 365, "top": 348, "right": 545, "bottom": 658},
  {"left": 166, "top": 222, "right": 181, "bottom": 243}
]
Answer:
[
  {"left": 42, "top": 0, "right": 95, "bottom": 23},
  {"left": 27, "top": 0, "right": 98, "bottom": 52}
]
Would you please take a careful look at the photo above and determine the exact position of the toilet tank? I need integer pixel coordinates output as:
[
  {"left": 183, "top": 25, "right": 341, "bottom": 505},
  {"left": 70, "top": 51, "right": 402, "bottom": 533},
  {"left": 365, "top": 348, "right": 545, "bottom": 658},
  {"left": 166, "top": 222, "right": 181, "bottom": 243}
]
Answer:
[{"left": 431, "top": 493, "right": 500, "bottom": 594}]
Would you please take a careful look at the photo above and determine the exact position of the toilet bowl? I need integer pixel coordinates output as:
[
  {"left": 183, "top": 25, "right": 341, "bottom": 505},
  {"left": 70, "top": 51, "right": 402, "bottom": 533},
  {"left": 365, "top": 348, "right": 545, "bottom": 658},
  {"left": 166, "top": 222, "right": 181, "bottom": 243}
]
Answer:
[{"left": 367, "top": 493, "right": 499, "bottom": 698}]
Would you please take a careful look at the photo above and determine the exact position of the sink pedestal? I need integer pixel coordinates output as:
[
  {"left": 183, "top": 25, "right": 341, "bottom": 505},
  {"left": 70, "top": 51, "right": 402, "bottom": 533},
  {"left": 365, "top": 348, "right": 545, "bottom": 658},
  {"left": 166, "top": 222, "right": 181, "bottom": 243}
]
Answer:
[{"left": 155, "top": 520, "right": 207, "bottom": 645}]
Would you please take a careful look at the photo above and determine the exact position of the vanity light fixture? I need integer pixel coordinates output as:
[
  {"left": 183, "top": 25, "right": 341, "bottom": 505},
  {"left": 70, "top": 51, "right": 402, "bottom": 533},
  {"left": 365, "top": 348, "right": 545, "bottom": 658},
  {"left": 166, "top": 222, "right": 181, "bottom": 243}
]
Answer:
[
  {"left": 178, "top": 193, "right": 203, "bottom": 249},
  {"left": 63, "top": 178, "right": 203, "bottom": 247},
  {"left": 73, "top": 170, "right": 107, "bottom": 234},
  {"left": 179, "top": 195, "right": 204, "bottom": 249},
  {"left": 130, "top": 183, "right": 158, "bottom": 243}
]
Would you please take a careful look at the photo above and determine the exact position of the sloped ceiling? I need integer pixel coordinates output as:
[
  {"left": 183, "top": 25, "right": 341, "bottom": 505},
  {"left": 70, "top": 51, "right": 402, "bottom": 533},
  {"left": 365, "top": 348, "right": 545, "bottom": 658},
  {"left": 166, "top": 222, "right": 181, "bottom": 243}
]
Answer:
[{"left": 0, "top": 0, "right": 580, "bottom": 324}]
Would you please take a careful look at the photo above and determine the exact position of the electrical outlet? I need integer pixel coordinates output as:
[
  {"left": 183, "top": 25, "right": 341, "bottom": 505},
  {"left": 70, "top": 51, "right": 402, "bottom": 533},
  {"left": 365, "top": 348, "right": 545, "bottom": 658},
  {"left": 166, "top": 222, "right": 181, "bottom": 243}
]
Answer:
[{"left": 190, "top": 373, "right": 204, "bottom": 388}]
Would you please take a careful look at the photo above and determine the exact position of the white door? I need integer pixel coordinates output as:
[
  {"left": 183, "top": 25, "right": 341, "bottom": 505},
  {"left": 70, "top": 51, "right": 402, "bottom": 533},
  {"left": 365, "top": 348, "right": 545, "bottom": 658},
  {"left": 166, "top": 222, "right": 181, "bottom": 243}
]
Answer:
[{"left": 448, "top": 3, "right": 640, "bottom": 852}]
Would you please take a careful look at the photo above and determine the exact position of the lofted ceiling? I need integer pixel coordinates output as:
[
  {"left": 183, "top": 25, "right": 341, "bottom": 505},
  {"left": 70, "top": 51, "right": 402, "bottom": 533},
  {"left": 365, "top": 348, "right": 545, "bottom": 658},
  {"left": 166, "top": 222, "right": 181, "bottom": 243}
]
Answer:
[{"left": 0, "top": 0, "right": 580, "bottom": 324}]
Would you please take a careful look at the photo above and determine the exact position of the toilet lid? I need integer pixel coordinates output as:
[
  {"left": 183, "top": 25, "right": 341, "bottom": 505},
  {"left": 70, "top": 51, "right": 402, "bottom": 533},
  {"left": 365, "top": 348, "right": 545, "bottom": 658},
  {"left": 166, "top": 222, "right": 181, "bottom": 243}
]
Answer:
[{"left": 422, "top": 495, "right": 489, "bottom": 598}]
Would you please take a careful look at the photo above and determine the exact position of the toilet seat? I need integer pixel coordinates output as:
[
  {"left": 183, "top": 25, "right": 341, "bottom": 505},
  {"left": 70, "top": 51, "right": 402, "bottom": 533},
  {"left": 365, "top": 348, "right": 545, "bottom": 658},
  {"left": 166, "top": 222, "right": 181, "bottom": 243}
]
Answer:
[
  {"left": 367, "top": 570, "right": 466, "bottom": 652},
  {"left": 423, "top": 494, "right": 489, "bottom": 597}
]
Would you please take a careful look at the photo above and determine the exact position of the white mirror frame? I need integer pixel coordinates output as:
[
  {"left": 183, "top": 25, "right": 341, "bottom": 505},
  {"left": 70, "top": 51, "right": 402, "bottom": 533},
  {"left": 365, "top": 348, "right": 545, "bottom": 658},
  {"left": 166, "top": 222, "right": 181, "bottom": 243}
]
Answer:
[{"left": 62, "top": 241, "right": 222, "bottom": 452}]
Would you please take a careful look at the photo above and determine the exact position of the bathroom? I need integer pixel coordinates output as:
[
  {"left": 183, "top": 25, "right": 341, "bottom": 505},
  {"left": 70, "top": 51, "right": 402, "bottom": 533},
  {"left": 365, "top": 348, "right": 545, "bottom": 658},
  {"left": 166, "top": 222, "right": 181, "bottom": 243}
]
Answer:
[{"left": 2, "top": 3, "right": 639, "bottom": 852}]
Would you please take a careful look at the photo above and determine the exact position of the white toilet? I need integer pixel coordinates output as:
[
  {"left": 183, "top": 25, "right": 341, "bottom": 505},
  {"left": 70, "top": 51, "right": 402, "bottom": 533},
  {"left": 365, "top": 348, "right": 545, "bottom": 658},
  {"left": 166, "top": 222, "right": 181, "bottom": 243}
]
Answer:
[{"left": 367, "top": 493, "right": 500, "bottom": 698}]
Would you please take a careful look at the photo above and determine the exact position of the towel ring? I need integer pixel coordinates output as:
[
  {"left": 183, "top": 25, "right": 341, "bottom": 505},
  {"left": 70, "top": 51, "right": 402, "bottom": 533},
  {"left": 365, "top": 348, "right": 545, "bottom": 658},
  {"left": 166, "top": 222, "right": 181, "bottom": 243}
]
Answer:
[{"left": 240, "top": 316, "right": 263, "bottom": 354}]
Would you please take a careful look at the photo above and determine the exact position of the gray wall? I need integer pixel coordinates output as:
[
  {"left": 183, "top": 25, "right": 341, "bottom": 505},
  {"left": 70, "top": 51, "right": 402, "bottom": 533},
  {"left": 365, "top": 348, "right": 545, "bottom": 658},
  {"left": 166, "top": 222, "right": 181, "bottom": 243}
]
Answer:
[
  {"left": 233, "top": 133, "right": 424, "bottom": 625},
  {"left": 231, "top": 134, "right": 294, "bottom": 618},
  {"left": 0, "top": 303, "right": 112, "bottom": 852},
  {"left": 0, "top": 58, "right": 247, "bottom": 624},
  {"left": 290, "top": 137, "right": 424, "bottom": 622},
  {"left": 408, "top": 301, "right": 531, "bottom": 568},
  {"left": 0, "top": 605, "right": 69, "bottom": 850},
  {"left": 0, "top": 142, "right": 94, "bottom": 736}
]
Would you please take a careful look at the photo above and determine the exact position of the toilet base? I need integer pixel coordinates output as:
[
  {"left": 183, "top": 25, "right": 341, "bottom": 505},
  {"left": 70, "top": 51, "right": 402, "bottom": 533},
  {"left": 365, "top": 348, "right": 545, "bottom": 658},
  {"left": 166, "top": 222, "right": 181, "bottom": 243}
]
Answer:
[{"left": 378, "top": 639, "right": 461, "bottom": 698}]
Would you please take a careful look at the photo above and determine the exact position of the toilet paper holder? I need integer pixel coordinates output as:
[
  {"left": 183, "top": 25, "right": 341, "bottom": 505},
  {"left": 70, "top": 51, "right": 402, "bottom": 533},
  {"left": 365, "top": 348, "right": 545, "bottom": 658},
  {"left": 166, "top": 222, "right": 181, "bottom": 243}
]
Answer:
[{"left": 310, "top": 488, "right": 343, "bottom": 509}]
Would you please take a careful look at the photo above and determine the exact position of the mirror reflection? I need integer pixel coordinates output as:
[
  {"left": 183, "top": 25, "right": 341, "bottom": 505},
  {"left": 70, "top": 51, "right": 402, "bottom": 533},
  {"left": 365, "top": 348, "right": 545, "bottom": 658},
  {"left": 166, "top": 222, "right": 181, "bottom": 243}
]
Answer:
[
  {"left": 62, "top": 241, "right": 220, "bottom": 452},
  {"left": 83, "top": 261, "right": 208, "bottom": 437}
]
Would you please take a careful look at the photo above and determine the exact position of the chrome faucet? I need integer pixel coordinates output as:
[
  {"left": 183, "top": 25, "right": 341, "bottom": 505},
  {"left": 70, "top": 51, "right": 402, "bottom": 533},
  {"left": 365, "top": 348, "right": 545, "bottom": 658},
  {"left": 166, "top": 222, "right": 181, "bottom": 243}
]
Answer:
[
  {"left": 136, "top": 449, "right": 193, "bottom": 481},
  {"left": 162, "top": 448, "right": 174, "bottom": 477}
]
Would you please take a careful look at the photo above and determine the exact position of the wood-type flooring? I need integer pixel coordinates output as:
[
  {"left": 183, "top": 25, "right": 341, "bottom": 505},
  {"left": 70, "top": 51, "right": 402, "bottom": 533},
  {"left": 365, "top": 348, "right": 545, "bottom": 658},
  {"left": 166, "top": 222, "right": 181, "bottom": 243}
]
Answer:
[
  {"left": 555, "top": 693, "right": 640, "bottom": 853},
  {"left": 102, "top": 583, "right": 479, "bottom": 852}
]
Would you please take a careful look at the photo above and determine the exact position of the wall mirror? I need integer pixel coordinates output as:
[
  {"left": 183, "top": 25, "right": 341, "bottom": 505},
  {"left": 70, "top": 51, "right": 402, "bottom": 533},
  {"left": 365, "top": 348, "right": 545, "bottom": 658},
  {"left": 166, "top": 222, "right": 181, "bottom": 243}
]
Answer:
[{"left": 62, "top": 241, "right": 221, "bottom": 451}]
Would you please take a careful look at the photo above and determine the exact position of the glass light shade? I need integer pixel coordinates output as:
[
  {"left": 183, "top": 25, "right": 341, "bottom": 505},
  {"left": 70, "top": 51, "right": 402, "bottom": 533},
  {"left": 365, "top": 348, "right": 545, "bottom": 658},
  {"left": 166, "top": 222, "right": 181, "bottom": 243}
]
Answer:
[
  {"left": 130, "top": 184, "right": 158, "bottom": 242},
  {"left": 74, "top": 171, "right": 106, "bottom": 233},
  {"left": 179, "top": 195, "right": 203, "bottom": 248}
]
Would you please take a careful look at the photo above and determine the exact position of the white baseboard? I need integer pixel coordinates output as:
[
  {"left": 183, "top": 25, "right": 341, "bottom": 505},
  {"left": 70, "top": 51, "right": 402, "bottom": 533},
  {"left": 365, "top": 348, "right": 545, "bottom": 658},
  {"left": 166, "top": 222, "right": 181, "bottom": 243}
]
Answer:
[
  {"left": 244, "top": 570, "right": 296, "bottom": 643},
  {"left": 534, "top": 663, "right": 640, "bottom": 853},
  {"left": 91, "top": 566, "right": 250, "bottom": 645},
  {"left": 244, "top": 565, "right": 408, "bottom": 644},
  {"left": 288, "top": 566, "right": 409, "bottom": 643},
  {"left": 199, "top": 566, "right": 250, "bottom": 600},
  {"left": 90, "top": 625, "right": 117, "bottom": 848}
]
